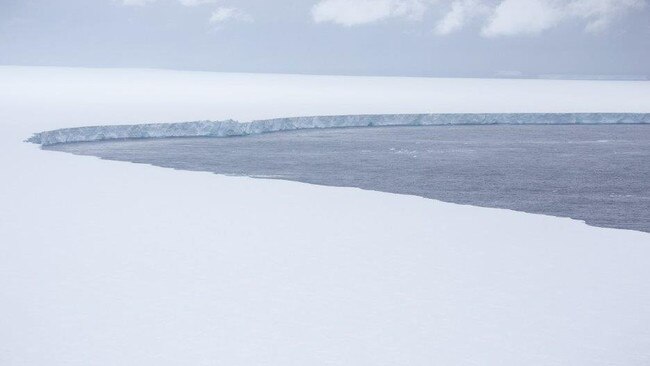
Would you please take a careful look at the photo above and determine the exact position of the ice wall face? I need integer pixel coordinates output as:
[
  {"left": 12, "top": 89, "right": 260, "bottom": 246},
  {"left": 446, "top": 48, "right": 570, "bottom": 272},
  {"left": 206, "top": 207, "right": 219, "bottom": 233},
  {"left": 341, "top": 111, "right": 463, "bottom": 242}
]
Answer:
[
  {"left": 27, "top": 120, "right": 245, "bottom": 146},
  {"left": 27, "top": 113, "right": 650, "bottom": 146}
]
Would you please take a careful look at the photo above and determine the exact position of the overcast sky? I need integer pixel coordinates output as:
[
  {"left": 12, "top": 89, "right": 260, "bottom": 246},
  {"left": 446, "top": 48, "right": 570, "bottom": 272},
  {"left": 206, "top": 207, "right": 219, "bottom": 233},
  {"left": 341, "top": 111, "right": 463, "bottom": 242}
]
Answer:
[{"left": 1, "top": 0, "right": 648, "bottom": 78}]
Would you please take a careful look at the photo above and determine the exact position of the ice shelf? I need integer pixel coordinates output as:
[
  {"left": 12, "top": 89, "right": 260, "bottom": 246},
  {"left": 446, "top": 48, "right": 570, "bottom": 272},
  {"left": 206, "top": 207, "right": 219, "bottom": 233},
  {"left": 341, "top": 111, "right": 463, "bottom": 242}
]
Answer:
[{"left": 27, "top": 113, "right": 650, "bottom": 146}]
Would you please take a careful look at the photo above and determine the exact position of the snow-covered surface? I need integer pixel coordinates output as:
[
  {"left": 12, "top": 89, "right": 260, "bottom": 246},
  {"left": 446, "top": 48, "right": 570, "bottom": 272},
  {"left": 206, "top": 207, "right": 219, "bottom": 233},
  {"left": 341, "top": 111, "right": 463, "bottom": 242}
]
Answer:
[
  {"left": 27, "top": 113, "right": 650, "bottom": 146},
  {"left": 2, "top": 66, "right": 650, "bottom": 365}
]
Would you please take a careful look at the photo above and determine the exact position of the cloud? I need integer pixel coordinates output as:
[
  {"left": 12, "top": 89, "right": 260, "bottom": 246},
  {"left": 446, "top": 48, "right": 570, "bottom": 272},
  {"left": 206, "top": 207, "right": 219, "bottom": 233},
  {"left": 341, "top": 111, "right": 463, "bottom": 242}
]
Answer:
[
  {"left": 481, "top": 0, "right": 563, "bottom": 37},
  {"left": 119, "top": 0, "right": 253, "bottom": 26},
  {"left": 178, "top": 0, "right": 219, "bottom": 6},
  {"left": 209, "top": 7, "right": 253, "bottom": 24},
  {"left": 480, "top": 0, "right": 645, "bottom": 37},
  {"left": 122, "top": 0, "right": 157, "bottom": 6},
  {"left": 121, "top": 0, "right": 218, "bottom": 6},
  {"left": 310, "top": 0, "right": 645, "bottom": 36},
  {"left": 566, "top": 0, "right": 645, "bottom": 33},
  {"left": 434, "top": 0, "right": 489, "bottom": 35},
  {"left": 311, "top": 0, "right": 427, "bottom": 26}
]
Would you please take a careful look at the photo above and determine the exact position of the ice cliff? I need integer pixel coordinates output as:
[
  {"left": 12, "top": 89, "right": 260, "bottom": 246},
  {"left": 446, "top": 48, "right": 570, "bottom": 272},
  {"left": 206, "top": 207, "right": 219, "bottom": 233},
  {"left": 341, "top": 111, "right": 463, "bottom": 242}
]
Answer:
[{"left": 27, "top": 113, "right": 650, "bottom": 146}]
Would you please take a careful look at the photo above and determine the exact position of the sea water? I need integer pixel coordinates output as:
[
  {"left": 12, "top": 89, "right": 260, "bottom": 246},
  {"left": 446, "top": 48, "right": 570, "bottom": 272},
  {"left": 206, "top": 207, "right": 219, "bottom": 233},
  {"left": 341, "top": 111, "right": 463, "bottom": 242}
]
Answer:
[{"left": 47, "top": 125, "right": 650, "bottom": 232}]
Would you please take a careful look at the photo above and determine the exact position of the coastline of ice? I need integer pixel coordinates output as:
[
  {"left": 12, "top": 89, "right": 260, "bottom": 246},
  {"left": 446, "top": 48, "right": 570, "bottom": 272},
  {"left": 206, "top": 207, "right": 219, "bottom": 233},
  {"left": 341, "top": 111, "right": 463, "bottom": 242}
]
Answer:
[{"left": 26, "top": 113, "right": 650, "bottom": 146}]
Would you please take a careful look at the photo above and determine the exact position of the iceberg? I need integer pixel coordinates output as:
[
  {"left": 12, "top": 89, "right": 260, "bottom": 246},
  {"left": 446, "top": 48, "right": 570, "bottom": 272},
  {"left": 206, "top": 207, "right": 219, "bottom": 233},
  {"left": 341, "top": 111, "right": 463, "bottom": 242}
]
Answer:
[{"left": 27, "top": 113, "right": 650, "bottom": 146}]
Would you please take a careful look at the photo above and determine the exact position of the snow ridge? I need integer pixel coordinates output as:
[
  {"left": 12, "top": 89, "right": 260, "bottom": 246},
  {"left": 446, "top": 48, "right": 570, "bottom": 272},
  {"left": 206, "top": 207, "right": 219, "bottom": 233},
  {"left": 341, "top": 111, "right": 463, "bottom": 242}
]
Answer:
[{"left": 27, "top": 113, "right": 650, "bottom": 146}]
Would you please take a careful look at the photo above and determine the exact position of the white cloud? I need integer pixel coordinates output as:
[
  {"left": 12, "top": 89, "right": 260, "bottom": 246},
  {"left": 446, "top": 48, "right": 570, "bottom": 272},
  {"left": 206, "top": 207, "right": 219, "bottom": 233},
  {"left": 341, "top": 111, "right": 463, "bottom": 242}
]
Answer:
[
  {"left": 481, "top": 0, "right": 563, "bottom": 37},
  {"left": 120, "top": 0, "right": 253, "bottom": 26},
  {"left": 434, "top": 0, "right": 489, "bottom": 35},
  {"left": 209, "top": 7, "right": 253, "bottom": 24},
  {"left": 122, "top": 0, "right": 218, "bottom": 6},
  {"left": 311, "top": 0, "right": 427, "bottom": 26},
  {"left": 566, "top": 0, "right": 645, "bottom": 33},
  {"left": 122, "top": 0, "right": 157, "bottom": 6},
  {"left": 310, "top": 0, "right": 645, "bottom": 36},
  {"left": 122, "top": 0, "right": 644, "bottom": 35},
  {"left": 178, "top": 0, "right": 219, "bottom": 6},
  {"left": 480, "top": 0, "right": 645, "bottom": 37}
]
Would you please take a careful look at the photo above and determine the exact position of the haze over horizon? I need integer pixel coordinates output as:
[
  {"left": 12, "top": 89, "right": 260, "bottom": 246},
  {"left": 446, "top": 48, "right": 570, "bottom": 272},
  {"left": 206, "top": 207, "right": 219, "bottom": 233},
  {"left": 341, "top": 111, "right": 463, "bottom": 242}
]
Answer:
[{"left": 1, "top": 0, "right": 648, "bottom": 79}]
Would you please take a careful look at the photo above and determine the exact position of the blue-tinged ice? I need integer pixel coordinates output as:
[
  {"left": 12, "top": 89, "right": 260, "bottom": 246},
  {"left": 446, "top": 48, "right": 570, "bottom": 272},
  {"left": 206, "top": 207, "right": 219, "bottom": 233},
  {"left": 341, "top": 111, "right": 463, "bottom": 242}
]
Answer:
[{"left": 27, "top": 113, "right": 650, "bottom": 146}]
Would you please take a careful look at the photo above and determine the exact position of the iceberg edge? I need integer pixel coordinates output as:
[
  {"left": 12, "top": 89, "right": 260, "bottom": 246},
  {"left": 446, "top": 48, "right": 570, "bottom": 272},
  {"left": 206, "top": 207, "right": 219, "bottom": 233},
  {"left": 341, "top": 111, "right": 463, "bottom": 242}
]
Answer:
[{"left": 27, "top": 113, "right": 650, "bottom": 146}]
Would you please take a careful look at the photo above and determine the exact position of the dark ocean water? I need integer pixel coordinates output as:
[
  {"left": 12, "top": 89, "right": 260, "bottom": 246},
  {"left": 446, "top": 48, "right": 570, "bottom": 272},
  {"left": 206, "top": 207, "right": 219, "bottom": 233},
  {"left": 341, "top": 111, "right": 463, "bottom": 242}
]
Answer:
[{"left": 47, "top": 125, "right": 650, "bottom": 232}]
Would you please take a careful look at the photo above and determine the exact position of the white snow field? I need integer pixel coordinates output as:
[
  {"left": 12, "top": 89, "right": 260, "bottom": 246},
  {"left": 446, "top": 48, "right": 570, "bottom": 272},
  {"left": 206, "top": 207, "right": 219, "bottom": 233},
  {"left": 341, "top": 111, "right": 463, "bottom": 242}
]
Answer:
[{"left": 1, "top": 66, "right": 650, "bottom": 365}]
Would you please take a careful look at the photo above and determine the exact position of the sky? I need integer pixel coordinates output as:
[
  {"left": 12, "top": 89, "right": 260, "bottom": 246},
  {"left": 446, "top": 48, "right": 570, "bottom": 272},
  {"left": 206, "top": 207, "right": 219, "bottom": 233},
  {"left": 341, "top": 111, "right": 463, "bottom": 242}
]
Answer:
[{"left": 0, "top": 0, "right": 648, "bottom": 78}]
